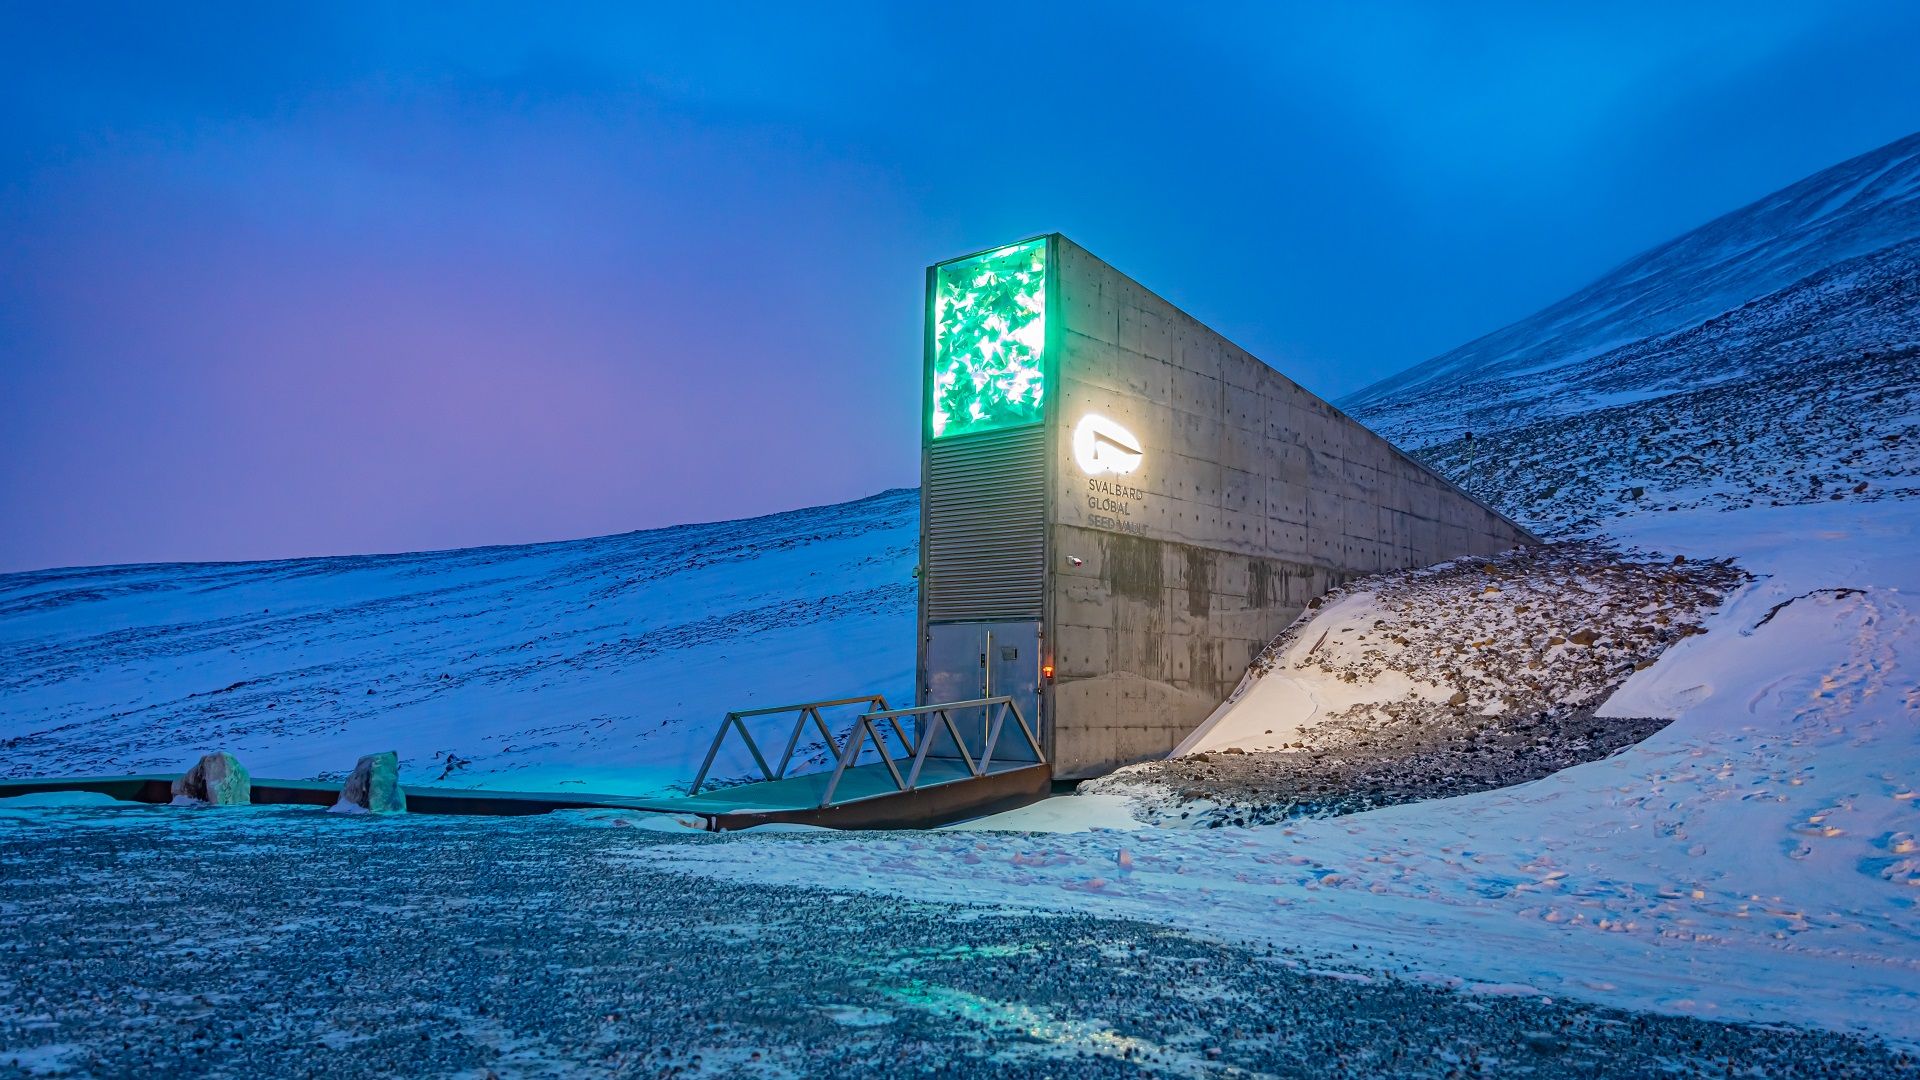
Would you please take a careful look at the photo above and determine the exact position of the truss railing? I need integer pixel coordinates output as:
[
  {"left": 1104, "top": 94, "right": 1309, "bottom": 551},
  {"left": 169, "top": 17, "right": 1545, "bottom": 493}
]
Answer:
[
  {"left": 687, "top": 695, "right": 901, "bottom": 796},
  {"left": 818, "top": 695, "right": 1045, "bottom": 808}
]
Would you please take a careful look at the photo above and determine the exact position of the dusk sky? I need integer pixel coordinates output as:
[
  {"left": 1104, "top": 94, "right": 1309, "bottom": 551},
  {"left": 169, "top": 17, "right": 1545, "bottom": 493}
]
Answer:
[{"left": 3, "top": 3, "right": 1917, "bottom": 572}]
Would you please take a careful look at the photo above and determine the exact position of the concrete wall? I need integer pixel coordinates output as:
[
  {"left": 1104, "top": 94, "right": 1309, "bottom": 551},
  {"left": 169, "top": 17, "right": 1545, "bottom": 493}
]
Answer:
[{"left": 1044, "top": 236, "right": 1533, "bottom": 777}]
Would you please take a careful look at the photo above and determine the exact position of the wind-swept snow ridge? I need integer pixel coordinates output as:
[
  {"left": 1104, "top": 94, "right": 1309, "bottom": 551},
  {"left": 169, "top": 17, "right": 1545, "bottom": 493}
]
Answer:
[{"left": 0, "top": 489, "right": 918, "bottom": 794}]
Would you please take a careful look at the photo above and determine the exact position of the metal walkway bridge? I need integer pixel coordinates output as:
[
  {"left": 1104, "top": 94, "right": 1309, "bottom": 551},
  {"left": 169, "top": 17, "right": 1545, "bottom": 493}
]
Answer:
[{"left": 641, "top": 693, "right": 1051, "bottom": 829}]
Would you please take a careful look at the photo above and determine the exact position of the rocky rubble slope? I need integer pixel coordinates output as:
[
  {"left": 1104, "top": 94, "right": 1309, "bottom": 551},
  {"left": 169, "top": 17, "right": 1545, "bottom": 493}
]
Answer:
[
  {"left": 1342, "top": 134, "right": 1920, "bottom": 538},
  {"left": 1399, "top": 241, "right": 1920, "bottom": 534},
  {"left": 1084, "top": 541, "right": 1747, "bottom": 827},
  {"left": 1347, "top": 131, "right": 1920, "bottom": 440}
]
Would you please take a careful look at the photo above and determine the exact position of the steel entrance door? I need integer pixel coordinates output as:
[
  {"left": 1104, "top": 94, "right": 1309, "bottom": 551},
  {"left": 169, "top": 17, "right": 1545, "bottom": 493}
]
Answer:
[{"left": 923, "top": 620, "right": 1042, "bottom": 763}]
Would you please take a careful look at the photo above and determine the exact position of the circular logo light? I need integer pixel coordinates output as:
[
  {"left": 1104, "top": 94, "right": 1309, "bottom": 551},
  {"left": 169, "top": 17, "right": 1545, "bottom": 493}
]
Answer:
[{"left": 1072, "top": 414, "right": 1144, "bottom": 476}]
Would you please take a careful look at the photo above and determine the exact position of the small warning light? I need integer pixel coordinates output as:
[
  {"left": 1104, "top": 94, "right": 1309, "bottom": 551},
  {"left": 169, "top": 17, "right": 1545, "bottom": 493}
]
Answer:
[{"left": 1042, "top": 663, "right": 1055, "bottom": 681}]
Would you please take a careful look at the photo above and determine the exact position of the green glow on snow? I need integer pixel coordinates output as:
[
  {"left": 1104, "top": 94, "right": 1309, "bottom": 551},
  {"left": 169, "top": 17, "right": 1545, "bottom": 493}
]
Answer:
[{"left": 930, "top": 238, "right": 1047, "bottom": 438}]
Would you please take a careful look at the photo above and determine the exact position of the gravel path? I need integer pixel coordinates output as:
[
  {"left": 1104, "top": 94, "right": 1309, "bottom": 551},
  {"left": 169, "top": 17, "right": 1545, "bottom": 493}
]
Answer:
[{"left": 2, "top": 805, "right": 1912, "bottom": 1078}]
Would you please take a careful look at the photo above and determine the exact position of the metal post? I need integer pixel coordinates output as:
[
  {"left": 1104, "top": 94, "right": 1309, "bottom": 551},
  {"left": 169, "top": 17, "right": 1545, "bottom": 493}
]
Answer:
[
  {"left": 982, "top": 629, "right": 994, "bottom": 761},
  {"left": 819, "top": 723, "right": 864, "bottom": 807},
  {"left": 978, "top": 700, "right": 1006, "bottom": 774},
  {"left": 689, "top": 712, "right": 738, "bottom": 795},
  {"left": 1007, "top": 699, "right": 1045, "bottom": 763},
  {"left": 773, "top": 708, "right": 812, "bottom": 780},
  {"left": 905, "top": 708, "right": 942, "bottom": 789},
  {"left": 733, "top": 714, "right": 775, "bottom": 782},
  {"left": 867, "top": 718, "right": 905, "bottom": 791}
]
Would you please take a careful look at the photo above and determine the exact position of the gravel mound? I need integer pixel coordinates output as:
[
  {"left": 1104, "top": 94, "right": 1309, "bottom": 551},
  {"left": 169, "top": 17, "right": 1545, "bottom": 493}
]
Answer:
[{"left": 1088, "top": 540, "right": 1748, "bottom": 828}]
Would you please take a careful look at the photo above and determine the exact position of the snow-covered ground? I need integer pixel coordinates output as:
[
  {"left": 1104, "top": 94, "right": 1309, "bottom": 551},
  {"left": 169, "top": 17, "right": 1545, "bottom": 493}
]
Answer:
[
  {"left": 662, "top": 498, "right": 1920, "bottom": 1046},
  {"left": 7, "top": 803, "right": 1906, "bottom": 1078},
  {"left": 0, "top": 490, "right": 917, "bottom": 794}
]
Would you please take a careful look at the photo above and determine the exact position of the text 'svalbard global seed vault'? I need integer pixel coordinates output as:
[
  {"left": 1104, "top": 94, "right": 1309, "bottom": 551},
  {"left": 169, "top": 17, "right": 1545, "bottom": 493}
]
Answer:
[{"left": 919, "top": 235, "right": 1535, "bottom": 779}]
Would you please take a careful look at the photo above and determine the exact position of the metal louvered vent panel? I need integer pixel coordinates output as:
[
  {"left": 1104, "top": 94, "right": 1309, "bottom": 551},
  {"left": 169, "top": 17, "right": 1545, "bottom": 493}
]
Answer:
[{"left": 925, "top": 425, "right": 1048, "bottom": 621}]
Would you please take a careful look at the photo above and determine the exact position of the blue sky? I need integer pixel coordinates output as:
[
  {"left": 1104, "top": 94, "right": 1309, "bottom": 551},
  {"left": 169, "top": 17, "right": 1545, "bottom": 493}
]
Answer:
[{"left": 2, "top": 2, "right": 1917, "bottom": 570}]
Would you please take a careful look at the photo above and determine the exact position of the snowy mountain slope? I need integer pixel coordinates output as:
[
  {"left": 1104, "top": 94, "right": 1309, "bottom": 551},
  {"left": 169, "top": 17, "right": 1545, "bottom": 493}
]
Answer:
[
  {"left": 1347, "top": 131, "right": 1920, "bottom": 424},
  {"left": 1338, "top": 134, "right": 1920, "bottom": 536},
  {"left": 1398, "top": 242, "right": 1920, "bottom": 531},
  {"left": 0, "top": 490, "right": 918, "bottom": 793}
]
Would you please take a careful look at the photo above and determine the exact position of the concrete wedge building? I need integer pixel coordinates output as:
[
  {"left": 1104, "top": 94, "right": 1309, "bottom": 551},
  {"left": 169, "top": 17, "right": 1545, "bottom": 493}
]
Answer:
[
  {"left": 918, "top": 234, "right": 1535, "bottom": 779},
  {"left": 0, "top": 233, "right": 1537, "bottom": 833}
]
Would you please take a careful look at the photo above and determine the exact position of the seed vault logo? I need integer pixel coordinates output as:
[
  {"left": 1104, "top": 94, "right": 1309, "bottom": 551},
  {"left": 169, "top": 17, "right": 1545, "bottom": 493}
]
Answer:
[{"left": 1072, "top": 414, "right": 1144, "bottom": 476}]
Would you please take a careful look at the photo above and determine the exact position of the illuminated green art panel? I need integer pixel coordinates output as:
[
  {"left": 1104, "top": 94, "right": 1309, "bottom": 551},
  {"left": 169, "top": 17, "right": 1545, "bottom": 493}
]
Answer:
[{"left": 930, "top": 238, "right": 1047, "bottom": 438}]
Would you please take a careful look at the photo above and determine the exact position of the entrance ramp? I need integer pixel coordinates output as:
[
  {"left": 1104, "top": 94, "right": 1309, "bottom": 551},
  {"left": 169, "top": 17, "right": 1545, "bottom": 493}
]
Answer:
[{"left": 651, "top": 694, "right": 1051, "bottom": 830}]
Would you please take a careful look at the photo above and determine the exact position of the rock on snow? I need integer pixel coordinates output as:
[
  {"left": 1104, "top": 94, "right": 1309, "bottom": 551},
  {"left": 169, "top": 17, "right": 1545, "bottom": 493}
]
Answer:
[
  {"left": 170, "top": 751, "right": 251, "bottom": 806},
  {"left": 331, "top": 750, "right": 407, "bottom": 814}
]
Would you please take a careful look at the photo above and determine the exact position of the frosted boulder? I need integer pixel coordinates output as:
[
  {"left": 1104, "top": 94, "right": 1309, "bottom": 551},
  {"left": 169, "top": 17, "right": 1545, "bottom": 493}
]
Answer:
[
  {"left": 171, "top": 752, "right": 252, "bottom": 805},
  {"left": 332, "top": 751, "right": 407, "bottom": 814}
]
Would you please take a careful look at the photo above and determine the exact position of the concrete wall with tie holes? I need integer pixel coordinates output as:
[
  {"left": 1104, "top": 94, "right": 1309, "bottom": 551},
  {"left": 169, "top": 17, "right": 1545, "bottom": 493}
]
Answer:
[{"left": 1044, "top": 235, "right": 1535, "bottom": 778}]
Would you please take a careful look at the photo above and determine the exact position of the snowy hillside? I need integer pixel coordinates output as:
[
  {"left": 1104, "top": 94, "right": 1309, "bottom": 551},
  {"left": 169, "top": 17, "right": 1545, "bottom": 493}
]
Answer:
[
  {"left": 1383, "top": 241, "right": 1919, "bottom": 533},
  {"left": 1343, "top": 133, "right": 1920, "bottom": 534},
  {"left": 0, "top": 490, "right": 917, "bottom": 793},
  {"left": 1348, "top": 131, "right": 1920, "bottom": 426}
]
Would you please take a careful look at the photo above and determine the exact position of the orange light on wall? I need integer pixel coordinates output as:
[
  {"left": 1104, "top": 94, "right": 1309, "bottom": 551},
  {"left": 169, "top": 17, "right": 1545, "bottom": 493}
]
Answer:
[{"left": 1042, "top": 663, "right": 1055, "bottom": 681}]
